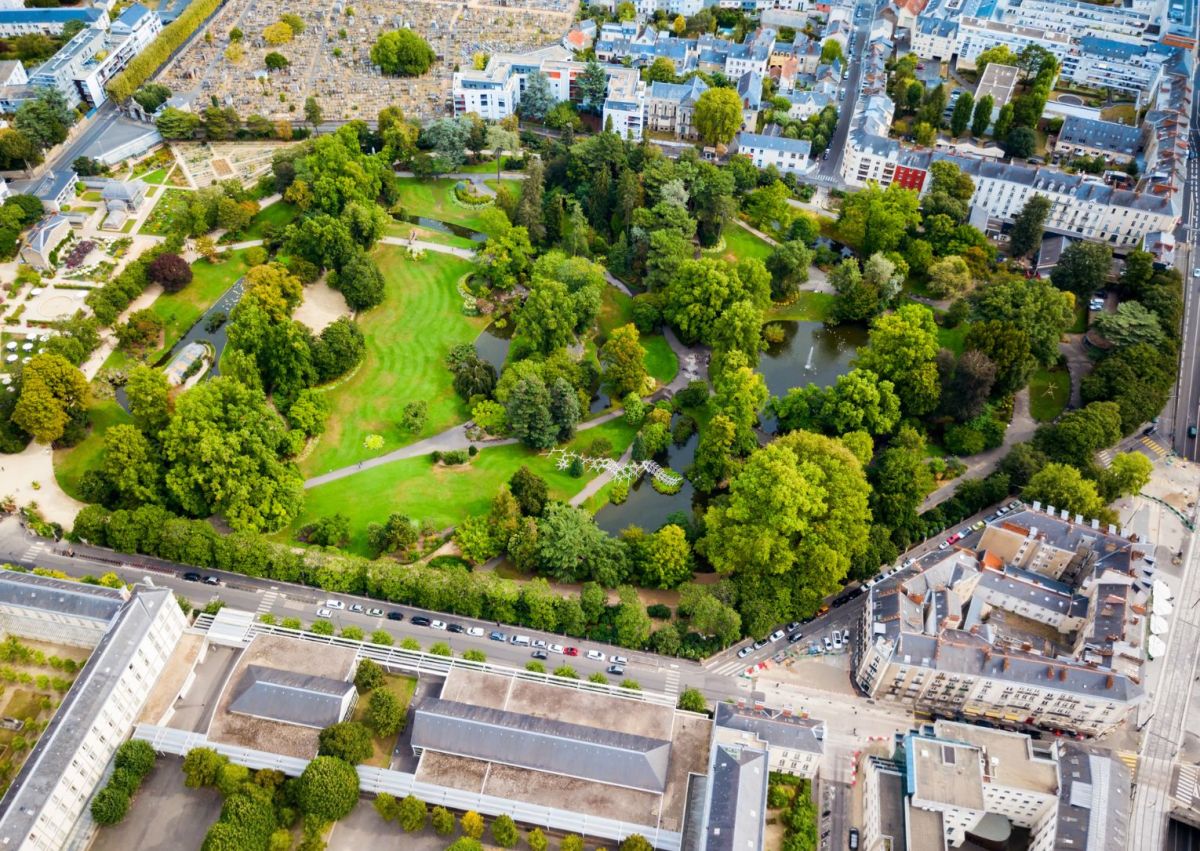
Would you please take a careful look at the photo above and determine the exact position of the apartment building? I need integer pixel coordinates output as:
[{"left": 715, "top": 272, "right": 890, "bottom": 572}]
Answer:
[
  {"left": 16, "top": 4, "right": 161, "bottom": 110},
  {"left": 863, "top": 722, "right": 1130, "bottom": 851},
  {"left": 1054, "top": 115, "right": 1142, "bottom": 164},
  {"left": 853, "top": 508, "right": 1151, "bottom": 736},
  {"left": 0, "top": 570, "right": 186, "bottom": 851},
  {"left": 712, "top": 701, "right": 825, "bottom": 779},
  {"left": 735, "top": 131, "right": 813, "bottom": 174},
  {"left": 0, "top": 7, "right": 105, "bottom": 37},
  {"left": 452, "top": 46, "right": 646, "bottom": 140},
  {"left": 645, "top": 76, "right": 708, "bottom": 138}
]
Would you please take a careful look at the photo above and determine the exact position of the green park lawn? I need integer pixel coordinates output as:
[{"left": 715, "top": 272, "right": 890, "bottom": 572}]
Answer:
[
  {"left": 1029, "top": 367, "right": 1071, "bottom": 422},
  {"left": 767, "top": 291, "right": 836, "bottom": 323},
  {"left": 54, "top": 401, "right": 132, "bottom": 500},
  {"left": 937, "top": 322, "right": 971, "bottom": 356},
  {"left": 386, "top": 219, "right": 479, "bottom": 250},
  {"left": 102, "top": 250, "right": 251, "bottom": 371},
  {"left": 301, "top": 248, "right": 484, "bottom": 476},
  {"left": 392, "top": 178, "right": 520, "bottom": 234},
  {"left": 141, "top": 168, "right": 169, "bottom": 185},
  {"left": 291, "top": 418, "right": 638, "bottom": 555},
  {"left": 239, "top": 200, "right": 297, "bottom": 241},
  {"left": 596, "top": 287, "right": 677, "bottom": 386},
  {"left": 704, "top": 224, "right": 775, "bottom": 265}
]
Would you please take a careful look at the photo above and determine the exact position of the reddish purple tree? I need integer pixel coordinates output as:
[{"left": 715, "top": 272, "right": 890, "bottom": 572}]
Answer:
[{"left": 148, "top": 252, "right": 193, "bottom": 293}]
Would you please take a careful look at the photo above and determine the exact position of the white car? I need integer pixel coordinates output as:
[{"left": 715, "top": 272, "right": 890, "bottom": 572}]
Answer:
[
  {"left": 611, "top": 655, "right": 628, "bottom": 665},
  {"left": 466, "top": 626, "right": 484, "bottom": 637},
  {"left": 316, "top": 607, "right": 333, "bottom": 617},
  {"left": 531, "top": 639, "right": 548, "bottom": 649},
  {"left": 586, "top": 650, "right": 606, "bottom": 662},
  {"left": 430, "top": 620, "right": 447, "bottom": 630},
  {"left": 1193, "top": 267, "right": 1200, "bottom": 278},
  {"left": 549, "top": 643, "right": 565, "bottom": 654},
  {"left": 832, "top": 632, "right": 843, "bottom": 650},
  {"left": 769, "top": 629, "right": 786, "bottom": 642},
  {"left": 324, "top": 600, "right": 345, "bottom": 610}
]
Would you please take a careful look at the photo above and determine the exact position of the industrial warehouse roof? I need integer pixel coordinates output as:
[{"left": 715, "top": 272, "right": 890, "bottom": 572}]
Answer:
[
  {"left": 0, "top": 567, "right": 124, "bottom": 622},
  {"left": 411, "top": 697, "right": 672, "bottom": 792},
  {"left": 228, "top": 665, "right": 355, "bottom": 729}
]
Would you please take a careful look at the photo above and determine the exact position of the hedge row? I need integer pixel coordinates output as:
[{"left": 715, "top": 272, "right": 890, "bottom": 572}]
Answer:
[
  {"left": 105, "top": 0, "right": 224, "bottom": 103},
  {"left": 84, "top": 234, "right": 178, "bottom": 325},
  {"left": 90, "top": 740, "right": 156, "bottom": 826}
]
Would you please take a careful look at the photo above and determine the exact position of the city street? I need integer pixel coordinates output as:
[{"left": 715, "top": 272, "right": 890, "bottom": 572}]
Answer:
[{"left": 819, "top": 0, "right": 880, "bottom": 186}]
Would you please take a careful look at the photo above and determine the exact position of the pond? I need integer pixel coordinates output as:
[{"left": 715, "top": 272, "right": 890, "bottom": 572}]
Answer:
[
  {"left": 596, "top": 426, "right": 699, "bottom": 535},
  {"left": 474, "top": 320, "right": 513, "bottom": 373},
  {"left": 392, "top": 213, "right": 488, "bottom": 243},
  {"left": 758, "top": 319, "right": 866, "bottom": 405},
  {"left": 114, "top": 278, "right": 245, "bottom": 411}
]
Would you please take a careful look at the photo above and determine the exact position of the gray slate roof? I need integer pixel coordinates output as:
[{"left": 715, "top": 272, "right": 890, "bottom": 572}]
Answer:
[
  {"left": 714, "top": 703, "right": 824, "bottom": 754},
  {"left": 228, "top": 665, "right": 354, "bottom": 729},
  {"left": 702, "top": 743, "right": 768, "bottom": 851},
  {"left": 0, "top": 567, "right": 124, "bottom": 621},
  {"left": 411, "top": 697, "right": 672, "bottom": 792},
  {"left": 1055, "top": 743, "right": 1130, "bottom": 851}
]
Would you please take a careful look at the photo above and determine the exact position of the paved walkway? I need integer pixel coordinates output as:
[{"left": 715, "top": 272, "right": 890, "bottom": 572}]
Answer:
[
  {"left": 1058, "top": 334, "right": 1091, "bottom": 410},
  {"left": 378, "top": 235, "right": 476, "bottom": 260},
  {"left": 919, "top": 387, "right": 1037, "bottom": 511}
]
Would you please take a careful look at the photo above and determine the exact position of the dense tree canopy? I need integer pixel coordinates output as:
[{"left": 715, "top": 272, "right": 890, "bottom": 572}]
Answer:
[{"left": 371, "top": 29, "right": 436, "bottom": 76}]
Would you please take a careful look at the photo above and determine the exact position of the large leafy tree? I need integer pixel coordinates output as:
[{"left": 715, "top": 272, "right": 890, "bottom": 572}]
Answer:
[
  {"left": 160, "top": 377, "right": 304, "bottom": 532},
  {"left": 698, "top": 431, "right": 871, "bottom": 634},
  {"left": 771, "top": 368, "right": 900, "bottom": 437},
  {"left": 600, "top": 323, "right": 647, "bottom": 397},
  {"left": 1050, "top": 241, "right": 1112, "bottom": 297},
  {"left": 1008, "top": 194, "right": 1052, "bottom": 260},
  {"left": 853, "top": 303, "right": 941, "bottom": 416},
  {"left": 519, "top": 71, "right": 555, "bottom": 120},
  {"left": 12, "top": 353, "right": 89, "bottom": 443},
  {"left": 505, "top": 375, "right": 558, "bottom": 449},
  {"left": 1092, "top": 302, "right": 1166, "bottom": 349},
  {"left": 1023, "top": 463, "right": 1108, "bottom": 521},
  {"left": 370, "top": 29, "right": 436, "bottom": 76},
  {"left": 578, "top": 59, "right": 609, "bottom": 112},
  {"left": 1081, "top": 343, "right": 1173, "bottom": 434},
  {"left": 664, "top": 258, "right": 769, "bottom": 347},
  {"left": 869, "top": 426, "right": 934, "bottom": 546},
  {"left": 971, "top": 275, "right": 1073, "bottom": 365},
  {"left": 694, "top": 87, "right": 743, "bottom": 146},
  {"left": 1035, "top": 400, "right": 1122, "bottom": 466},
  {"left": 297, "top": 756, "right": 359, "bottom": 822},
  {"left": 835, "top": 182, "right": 920, "bottom": 256},
  {"left": 317, "top": 721, "right": 373, "bottom": 765},
  {"left": 103, "top": 425, "right": 162, "bottom": 507},
  {"left": 15, "top": 87, "right": 72, "bottom": 151},
  {"left": 534, "top": 503, "right": 612, "bottom": 583}
]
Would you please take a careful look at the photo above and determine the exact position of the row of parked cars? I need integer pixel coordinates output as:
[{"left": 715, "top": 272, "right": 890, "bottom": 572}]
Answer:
[
  {"left": 938, "top": 501, "right": 1021, "bottom": 550},
  {"left": 311, "top": 601, "right": 629, "bottom": 673}
]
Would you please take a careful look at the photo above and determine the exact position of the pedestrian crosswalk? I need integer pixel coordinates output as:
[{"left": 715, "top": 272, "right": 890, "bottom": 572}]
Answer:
[
  {"left": 1116, "top": 750, "right": 1138, "bottom": 776},
  {"left": 707, "top": 657, "right": 756, "bottom": 677},
  {"left": 19, "top": 541, "right": 44, "bottom": 564},
  {"left": 1097, "top": 449, "right": 1114, "bottom": 468},
  {"left": 663, "top": 667, "right": 680, "bottom": 695},
  {"left": 1175, "top": 763, "right": 1197, "bottom": 803},
  {"left": 255, "top": 590, "right": 279, "bottom": 617},
  {"left": 1140, "top": 436, "right": 1169, "bottom": 458}
]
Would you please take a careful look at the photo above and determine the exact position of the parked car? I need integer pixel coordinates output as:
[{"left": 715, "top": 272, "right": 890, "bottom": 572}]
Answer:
[
  {"left": 607, "top": 664, "right": 625, "bottom": 675},
  {"left": 786, "top": 622, "right": 801, "bottom": 633},
  {"left": 532, "top": 650, "right": 548, "bottom": 659},
  {"left": 387, "top": 611, "right": 404, "bottom": 621},
  {"left": 738, "top": 645, "right": 753, "bottom": 658},
  {"left": 316, "top": 607, "right": 333, "bottom": 618},
  {"left": 842, "top": 628, "right": 851, "bottom": 644},
  {"left": 489, "top": 630, "right": 506, "bottom": 641},
  {"left": 586, "top": 650, "right": 606, "bottom": 662},
  {"left": 1190, "top": 425, "right": 1197, "bottom": 439},
  {"left": 939, "top": 541, "right": 949, "bottom": 550},
  {"left": 564, "top": 646, "right": 580, "bottom": 656},
  {"left": 1193, "top": 267, "right": 1199, "bottom": 278},
  {"left": 849, "top": 828, "right": 860, "bottom": 850},
  {"left": 1007, "top": 500, "right": 1020, "bottom": 510},
  {"left": 549, "top": 643, "right": 565, "bottom": 654},
  {"left": 466, "top": 626, "right": 484, "bottom": 637},
  {"left": 447, "top": 623, "right": 464, "bottom": 634},
  {"left": 823, "top": 636, "right": 833, "bottom": 650},
  {"left": 611, "top": 655, "right": 628, "bottom": 665},
  {"left": 832, "top": 632, "right": 843, "bottom": 650},
  {"left": 753, "top": 638, "right": 770, "bottom": 650},
  {"left": 204, "top": 576, "right": 220, "bottom": 585},
  {"left": 349, "top": 604, "right": 364, "bottom": 614},
  {"left": 411, "top": 616, "right": 432, "bottom": 627},
  {"left": 972, "top": 520, "right": 985, "bottom": 531},
  {"left": 429, "top": 620, "right": 447, "bottom": 630},
  {"left": 183, "top": 572, "right": 201, "bottom": 582},
  {"left": 324, "top": 600, "right": 345, "bottom": 610},
  {"left": 789, "top": 632, "right": 805, "bottom": 644},
  {"left": 367, "top": 607, "right": 384, "bottom": 617}
]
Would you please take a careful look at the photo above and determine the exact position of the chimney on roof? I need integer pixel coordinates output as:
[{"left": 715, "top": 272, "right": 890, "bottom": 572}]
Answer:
[
  {"left": 1047, "top": 666, "right": 1055, "bottom": 679},
  {"left": 1003, "top": 657, "right": 1010, "bottom": 671},
  {"left": 1106, "top": 675, "right": 1115, "bottom": 688},
  {"left": 1059, "top": 668, "right": 1067, "bottom": 681},
  {"left": 782, "top": 708, "right": 792, "bottom": 717},
  {"left": 754, "top": 701, "right": 765, "bottom": 711},
  {"left": 1022, "top": 641, "right": 1033, "bottom": 651},
  {"left": 737, "top": 697, "right": 746, "bottom": 709}
]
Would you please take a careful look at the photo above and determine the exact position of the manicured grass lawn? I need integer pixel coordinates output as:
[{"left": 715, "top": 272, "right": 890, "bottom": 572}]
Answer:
[
  {"left": 138, "top": 189, "right": 193, "bottom": 236},
  {"left": 141, "top": 168, "right": 168, "bottom": 185},
  {"left": 704, "top": 224, "right": 775, "bottom": 264},
  {"left": 1069, "top": 302, "right": 1088, "bottom": 334},
  {"left": 458, "top": 158, "right": 505, "bottom": 174},
  {"left": 292, "top": 418, "right": 637, "bottom": 555},
  {"left": 1029, "top": 367, "right": 1071, "bottom": 422},
  {"left": 937, "top": 322, "right": 971, "bottom": 356},
  {"left": 393, "top": 178, "right": 519, "bottom": 234},
  {"left": 239, "top": 200, "right": 297, "bottom": 241},
  {"left": 349, "top": 674, "right": 416, "bottom": 766},
  {"left": 301, "top": 248, "right": 484, "bottom": 476},
  {"left": 597, "top": 287, "right": 677, "bottom": 386},
  {"left": 54, "top": 400, "right": 131, "bottom": 500},
  {"left": 768, "top": 291, "right": 836, "bottom": 322}
]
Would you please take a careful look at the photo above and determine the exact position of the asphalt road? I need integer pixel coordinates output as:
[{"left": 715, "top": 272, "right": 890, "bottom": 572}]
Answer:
[
  {"left": 820, "top": 0, "right": 881, "bottom": 185},
  {"left": 1165, "top": 61, "right": 1200, "bottom": 461}
]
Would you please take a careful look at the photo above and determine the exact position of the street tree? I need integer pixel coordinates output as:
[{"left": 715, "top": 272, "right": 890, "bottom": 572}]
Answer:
[
  {"left": 694, "top": 87, "right": 743, "bottom": 146},
  {"left": 1008, "top": 194, "right": 1051, "bottom": 260},
  {"left": 297, "top": 756, "right": 359, "bottom": 822}
]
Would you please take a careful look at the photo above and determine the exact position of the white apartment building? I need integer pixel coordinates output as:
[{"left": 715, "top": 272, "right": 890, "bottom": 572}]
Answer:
[
  {"left": 713, "top": 701, "right": 825, "bottom": 779},
  {"left": 735, "top": 131, "right": 813, "bottom": 175},
  {"left": 23, "top": 4, "right": 161, "bottom": 110},
  {"left": 452, "top": 46, "right": 646, "bottom": 140},
  {"left": 0, "top": 570, "right": 187, "bottom": 851},
  {"left": 0, "top": 7, "right": 105, "bottom": 37}
]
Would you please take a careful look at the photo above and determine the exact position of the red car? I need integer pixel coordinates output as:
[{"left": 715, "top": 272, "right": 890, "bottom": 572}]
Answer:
[{"left": 564, "top": 646, "right": 580, "bottom": 657}]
